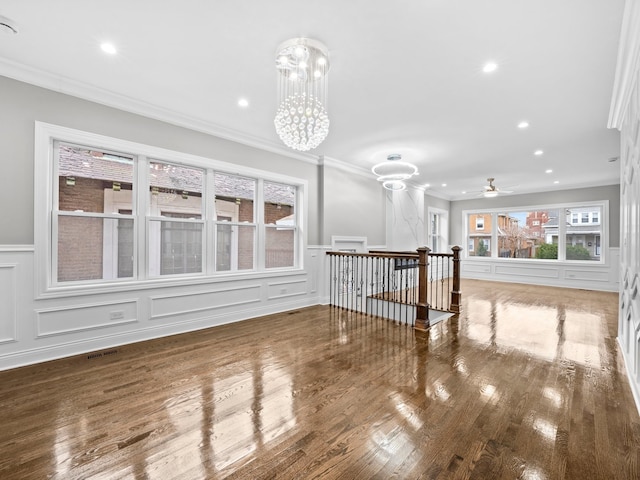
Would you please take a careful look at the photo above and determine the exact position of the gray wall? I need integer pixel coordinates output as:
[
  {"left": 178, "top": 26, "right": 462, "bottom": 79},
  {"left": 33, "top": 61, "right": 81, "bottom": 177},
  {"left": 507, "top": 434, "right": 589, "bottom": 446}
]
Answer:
[
  {"left": 449, "top": 184, "right": 621, "bottom": 248},
  {"left": 320, "top": 163, "right": 386, "bottom": 246},
  {"left": 424, "top": 193, "right": 451, "bottom": 213},
  {"left": 0, "top": 75, "right": 321, "bottom": 245}
]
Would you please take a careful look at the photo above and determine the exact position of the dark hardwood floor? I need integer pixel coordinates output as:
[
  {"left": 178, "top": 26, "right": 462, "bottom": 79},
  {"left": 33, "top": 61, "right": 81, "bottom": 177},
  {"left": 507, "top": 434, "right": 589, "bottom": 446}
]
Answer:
[{"left": 1, "top": 279, "right": 638, "bottom": 479}]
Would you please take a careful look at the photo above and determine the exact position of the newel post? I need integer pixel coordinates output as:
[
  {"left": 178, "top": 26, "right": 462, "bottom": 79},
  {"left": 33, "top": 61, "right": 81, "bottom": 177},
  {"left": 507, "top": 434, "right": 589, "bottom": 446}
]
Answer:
[
  {"left": 415, "top": 246, "right": 431, "bottom": 331},
  {"left": 450, "top": 246, "right": 462, "bottom": 313}
]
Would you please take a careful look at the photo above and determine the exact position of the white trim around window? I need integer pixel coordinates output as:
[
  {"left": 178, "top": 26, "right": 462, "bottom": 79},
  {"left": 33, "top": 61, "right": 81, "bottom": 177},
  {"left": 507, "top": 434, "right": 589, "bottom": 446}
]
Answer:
[
  {"left": 34, "top": 122, "right": 308, "bottom": 298},
  {"left": 462, "top": 200, "right": 609, "bottom": 264}
]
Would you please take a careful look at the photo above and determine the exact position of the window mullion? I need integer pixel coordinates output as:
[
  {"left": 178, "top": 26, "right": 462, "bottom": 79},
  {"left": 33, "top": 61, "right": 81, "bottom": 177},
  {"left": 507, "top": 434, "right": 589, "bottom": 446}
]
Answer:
[
  {"left": 492, "top": 212, "right": 498, "bottom": 258},
  {"left": 558, "top": 207, "right": 566, "bottom": 261},
  {"left": 137, "top": 155, "right": 149, "bottom": 280},
  {"left": 256, "top": 179, "right": 265, "bottom": 271},
  {"left": 51, "top": 141, "right": 62, "bottom": 286},
  {"left": 205, "top": 168, "right": 215, "bottom": 275}
]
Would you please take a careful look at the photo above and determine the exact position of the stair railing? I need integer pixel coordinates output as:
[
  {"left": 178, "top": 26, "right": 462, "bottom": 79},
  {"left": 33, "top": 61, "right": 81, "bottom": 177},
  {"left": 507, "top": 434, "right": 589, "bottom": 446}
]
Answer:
[{"left": 326, "top": 246, "right": 461, "bottom": 329}]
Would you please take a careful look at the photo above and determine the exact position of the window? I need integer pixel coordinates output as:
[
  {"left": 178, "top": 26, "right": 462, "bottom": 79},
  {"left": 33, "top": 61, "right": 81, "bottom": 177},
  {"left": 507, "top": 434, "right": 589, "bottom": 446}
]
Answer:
[
  {"left": 214, "top": 173, "right": 256, "bottom": 272},
  {"left": 37, "top": 124, "right": 305, "bottom": 292},
  {"left": 428, "top": 208, "right": 449, "bottom": 253},
  {"left": 468, "top": 212, "right": 491, "bottom": 257},
  {"left": 495, "top": 210, "right": 558, "bottom": 259},
  {"left": 565, "top": 206, "right": 603, "bottom": 261},
  {"left": 464, "top": 203, "right": 606, "bottom": 263},
  {"left": 148, "top": 161, "right": 204, "bottom": 277},
  {"left": 264, "top": 181, "right": 297, "bottom": 268},
  {"left": 56, "top": 144, "right": 135, "bottom": 282}
]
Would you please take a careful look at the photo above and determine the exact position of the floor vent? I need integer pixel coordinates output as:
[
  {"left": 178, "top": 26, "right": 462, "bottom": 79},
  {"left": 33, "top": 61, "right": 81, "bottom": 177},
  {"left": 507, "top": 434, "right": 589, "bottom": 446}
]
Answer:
[{"left": 87, "top": 349, "right": 119, "bottom": 360}]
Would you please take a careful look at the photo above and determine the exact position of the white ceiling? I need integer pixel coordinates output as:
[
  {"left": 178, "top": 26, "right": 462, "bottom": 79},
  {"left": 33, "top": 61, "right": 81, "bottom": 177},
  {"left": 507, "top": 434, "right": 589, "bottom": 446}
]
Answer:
[{"left": 0, "top": 0, "right": 625, "bottom": 200}]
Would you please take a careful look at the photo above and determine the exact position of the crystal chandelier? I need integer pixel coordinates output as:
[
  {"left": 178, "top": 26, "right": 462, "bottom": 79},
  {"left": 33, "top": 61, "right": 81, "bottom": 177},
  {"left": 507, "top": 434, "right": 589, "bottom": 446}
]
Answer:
[
  {"left": 274, "top": 38, "right": 330, "bottom": 151},
  {"left": 372, "top": 154, "right": 419, "bottom": 191}
]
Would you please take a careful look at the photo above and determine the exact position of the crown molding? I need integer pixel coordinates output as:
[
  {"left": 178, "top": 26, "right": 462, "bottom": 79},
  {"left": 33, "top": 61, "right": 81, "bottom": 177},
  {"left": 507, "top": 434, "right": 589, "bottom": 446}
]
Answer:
[
  {"left": 319, "top": 155, "right": 373, "bottom": 178},
  {"left": 0, "top": 57, "right": 320, "bottom": 165},
  {"left": 609, "top": 0, "right": 640, "bottom": 129}
]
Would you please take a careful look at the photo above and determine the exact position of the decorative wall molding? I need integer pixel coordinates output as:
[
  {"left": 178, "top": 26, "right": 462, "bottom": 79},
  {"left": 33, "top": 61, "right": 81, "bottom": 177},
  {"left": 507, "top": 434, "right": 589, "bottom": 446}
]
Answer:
[
  {"left": 330, "top": 236, "right": 368, "bottom": 252},
  {"left": 462, "top": 248, "right": 619, "bottom": 292},
  {"left": 36, "top": 299, "right": 138, "bottom": 337},
  {"left": 0, "top": 246, "right": 321, "bottom": 371},
  {"left": 611, "top": 0, "right": 640, "bottom": 413},
  {"left": 267, "top": 279, "right": 308, "bottom": 300},
  {"left": 319, "top": 156, "right": 372, "bottom": 178},
  {"left": 609, "top": 0, "right": 640, "bottom": 129},
  {"left": 493, "top": 264, "right": 560, "bottom": 279},
  {"left": 0, "top": 58, "right": 320, "bottom": 166},
  {"left": 149, "top": 284, "right": 262, "bottom": 320},
  {"left": 0, "top": 264, "right": 17, "bottom": 343}
]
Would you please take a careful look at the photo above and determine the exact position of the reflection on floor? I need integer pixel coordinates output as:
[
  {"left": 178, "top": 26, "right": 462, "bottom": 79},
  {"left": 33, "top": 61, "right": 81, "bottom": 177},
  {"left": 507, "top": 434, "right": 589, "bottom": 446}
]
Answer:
[{"left": 0, "top": 279, "right": 638, "bottom": 479}]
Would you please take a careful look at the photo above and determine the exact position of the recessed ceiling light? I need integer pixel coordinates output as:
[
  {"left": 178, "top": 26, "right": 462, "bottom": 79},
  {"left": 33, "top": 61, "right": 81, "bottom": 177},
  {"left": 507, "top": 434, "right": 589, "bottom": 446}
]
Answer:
[
  {"left": 534, "top": 150, "right": 544, "bottom": 156},
  {"left": 482, "top": 62, "right": 497, "bottom": 73},
  {"left": 238, "top": 98, "right": 249, "bottom": 108},
  {"left": 545, "top": 169, "right": 553, "bottom": 174},
  {"left": 461, "top": 191, "right": 467, "bottom": 194},
  {"left": 100, "top": 42, "right": 117, "bottom": 55},
  {"left": 518, "top": 121, "right": 529, "bottom": 129},
  {"left": 441, "top": 183, "right": 447, "bottom": 187},
  {"left": 554, "top": 180, "right": 560, "bottom": 184}
]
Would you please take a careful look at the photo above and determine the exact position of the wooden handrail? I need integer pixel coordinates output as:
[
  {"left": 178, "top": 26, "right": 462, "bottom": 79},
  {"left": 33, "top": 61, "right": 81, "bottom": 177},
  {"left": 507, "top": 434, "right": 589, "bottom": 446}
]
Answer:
[{"left": 326, "top": 251, "right": 418, "bottom": 259}]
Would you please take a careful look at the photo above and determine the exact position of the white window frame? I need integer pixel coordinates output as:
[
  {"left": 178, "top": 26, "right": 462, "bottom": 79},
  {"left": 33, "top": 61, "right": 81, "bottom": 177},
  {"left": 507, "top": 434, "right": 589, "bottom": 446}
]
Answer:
[
  {"left": 462, "top": 200, "right": 608, "bottom": 264},
  {"left": 214, "top": 198, "right": 242, "bottom": 271},
  {"left": 427, "top": 207, "right": 449, "bottom": 253},
  {"left": 103, "top": 188, "right": 135, "bottom": 279},
  {"left": 34, "top": 122, "right": 307, "bottom": 298},
  {"left": 263, "top": 180, "right": 298, "bottom": 270}
]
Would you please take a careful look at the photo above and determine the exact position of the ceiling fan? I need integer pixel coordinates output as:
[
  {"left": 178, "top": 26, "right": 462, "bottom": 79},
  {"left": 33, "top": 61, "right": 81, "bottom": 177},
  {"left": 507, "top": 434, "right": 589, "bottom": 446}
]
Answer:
[{"left": 480, "top": 177, "right": 513, "bottom": 197}]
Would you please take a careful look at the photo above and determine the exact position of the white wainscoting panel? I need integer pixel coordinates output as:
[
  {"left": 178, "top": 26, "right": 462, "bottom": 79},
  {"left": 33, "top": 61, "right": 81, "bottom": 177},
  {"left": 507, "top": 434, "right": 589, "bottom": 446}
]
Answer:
[
  {"left": 0, "top": 264, "right": 17, "bottom": 343},
  {"left": 462, "top": 250, "right": 618, "bottom": 292},
  {"left": 0, "top": 246, "right": 322, "bottom": 371},
  {"left": 612, "top": 5, "right": 640, "bottom": 414},
  {"left": 267, "top": 279, "right": 307, "bottom": 300},
  {"left": 462, "top": 263, "right": 492, "bottom": 274},
  {"left": 563, "top": 268, "right": 610, "bottom": 283},
  {"left": 494, "top": 264, "right": 559, "bottom": 279},
  {"left": 149, "top": 284, "right": 262, "bottom": 321},
  {"left": 309, "top": 245, "right": 331, "bottom": 304},
  {"left": 36, "top": 300, "right": 138, "bottom": 337}
]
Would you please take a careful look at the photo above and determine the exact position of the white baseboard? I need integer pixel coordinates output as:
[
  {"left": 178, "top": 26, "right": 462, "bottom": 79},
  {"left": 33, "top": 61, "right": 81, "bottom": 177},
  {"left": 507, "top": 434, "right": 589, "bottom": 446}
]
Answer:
[{"left": 618, "top": 337, "right": 640, "bottom": 416}]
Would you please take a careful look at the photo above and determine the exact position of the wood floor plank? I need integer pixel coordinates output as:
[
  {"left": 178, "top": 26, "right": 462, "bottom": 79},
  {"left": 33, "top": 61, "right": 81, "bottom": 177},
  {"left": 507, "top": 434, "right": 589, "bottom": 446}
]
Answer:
[{"left": 1, "top": 280, "right": 639, "bottom": 479}]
